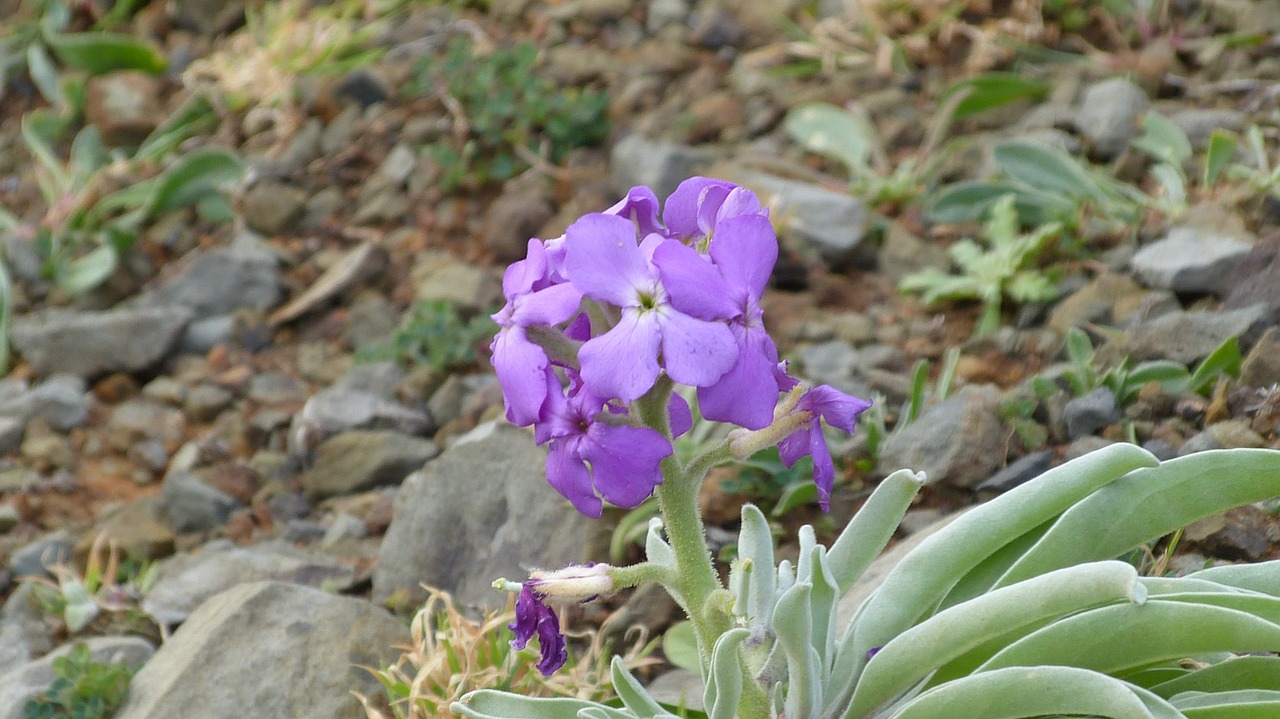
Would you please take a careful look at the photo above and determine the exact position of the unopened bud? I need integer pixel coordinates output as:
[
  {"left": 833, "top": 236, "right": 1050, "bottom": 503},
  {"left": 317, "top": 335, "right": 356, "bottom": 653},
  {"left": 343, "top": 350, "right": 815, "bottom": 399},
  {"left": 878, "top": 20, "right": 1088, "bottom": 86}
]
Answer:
[{"left": 528, "top": 563, "right": 614, "bottom": 604}]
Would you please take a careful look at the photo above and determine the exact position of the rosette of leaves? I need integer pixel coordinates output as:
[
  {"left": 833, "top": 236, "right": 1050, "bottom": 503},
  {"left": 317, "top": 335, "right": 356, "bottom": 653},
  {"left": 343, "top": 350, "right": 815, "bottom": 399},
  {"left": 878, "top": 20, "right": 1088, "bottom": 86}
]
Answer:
[
  {"left": 900, "top": 194, "right": 1059, "bottom": 334},
  {"left": 22, "top": 643, "right": 135, "bottom": 719},
  {"left": 454, "top": 443, "right": 1280, "bottom": 719}
]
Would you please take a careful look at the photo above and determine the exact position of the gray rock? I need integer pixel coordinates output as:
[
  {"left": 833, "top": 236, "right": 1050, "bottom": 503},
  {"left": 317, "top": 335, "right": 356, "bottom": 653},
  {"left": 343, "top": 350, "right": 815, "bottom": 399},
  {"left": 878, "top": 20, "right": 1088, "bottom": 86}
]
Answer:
[
  {"left": 1122, "top": 303, "right": 1270, "bottom": 363},
  {"left": 378, "top": 144, "right": 418, "bottom": 185},
  {"left": 1183, "top": 505, "right": 1273, "bottom": 561},
  {"left": 85, "top": 72, "right": 164, "bottom": 145},
  {"left": 161, "top": 471, "right": 242, "bottom": 533},
  {"left": 974, "top": 450, "right": 1055, "bottom": 496},
  {"left": 878, "top": 221, "right": 950, "bottom": 285},
  {"left": 246, "top": 372, "right": 309, "bottom": 406},
  {"left": 411, "top": 250, "right": 503, "bottom": 313},
  {"left": 1206, "top": 0, "right": 1280, "bottom": 33},
  {"left": 1048, "top": 272, "right": 1177, "bottom": 336},
  {"left": 177, "top": 315, "right": 235, "bottom": 353},
  {"left": 372, "top": 422, "right": 601, "bottom": 608},
  {"left": 1062, "top": 387, "right": 1121, "bottom": 439},
  {"left": 1178, "top": 429, "right": 1220, "bottom": 456},
  {"left": 610, "top": 135, "right": 712, "bottom": 201},
  {"left": 1142, "top": 438, "right": 1178, "bottom": 461},
  {"left": 171, "top": 0, "right": 246, "bottom": 33},
  {"left": 106, "top": 400, "right": 185, "bottom": 450},
  {"left": 11, "top": 306, "right": 192, "bottom": 378},
  {"left": 142, "top": 540, "right": 357, "bottom": 625},
  {"left": 1241, "top": 326, "right": 1280, "bottom": 387},
  {"left": 1129, "top": 225, "right": 1252, "bottom": 294},
  {"left": 797, "top": 340, "right": 859, "bottom": 387},
  {"left": 0, "top": 585, "right": 53, "bottom": 674},
  {"left": 1074, "top": 78, "right": 1149, "bottom": 157},
  {"left": 8, "top": 531, "right": 72, "bottom": 578},
  {"left": 0, "top": 376, "right": 89, "bottom": 436},
  {"left": 303, "top": 430, "right": 439, "bottom": 500},
  {"left": 735, "top": 171, "right": 870, "bottom": 267},
  {"left": 133, "top": 232, "right": 280, "bottom": 320},
  {"left": 184, "top": 384, "right": 235, "bottom": 421},
  {"left": 646, "top": 0, "right": 690, "bottom": 30},
  {"left": 0, "top": 417, "right": 24, "bottom": 455},
  {"left": 1169, "top": 108, "right": 1244, "bottom": 148},
  {"left": 1225, "top": 235, "right": 1280, "bottom": 320},
  {"left": 296, "top": 386, "right": 431, "bottom": 438},
  {"left": 1064, "top": 436, "right": 1115, "bottom": 461},
  {"left": 1207, "top": 419, "right": 1267, "bottom": 449},
  {"left": 877, "top": 385, "right": 1007, "bottom": 488},
  {"left": 0, "top": 637, "right": 154, "bottom": 719},
  {"left": 115, "top": 582, "right": 406, "bottom": 719},
  {"left": 481, "top": 182, "right": 555, "bottom": 263},
  {"left": 352, "top": 182, "right": 410, "bottom": 225},
  {"left": 242, "top": 181, "right": 308, "bottom": 235},
  {"left": 334, "top": 361, "right": 404, "bottom": 400}
]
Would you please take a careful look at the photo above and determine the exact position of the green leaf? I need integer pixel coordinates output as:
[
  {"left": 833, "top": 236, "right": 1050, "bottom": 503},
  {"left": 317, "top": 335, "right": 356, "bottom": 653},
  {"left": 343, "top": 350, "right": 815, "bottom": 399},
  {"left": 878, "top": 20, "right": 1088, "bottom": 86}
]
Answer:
[
  {"left": 774, "top": 582, "right": 821, "bottom": 719},
  {"left": 772, "top": 481, "right": 818, "bottom": 517},
  {"left": 43, "top": 31, "right": 166, "bottom": 74},
  {"left": 1186, "top": 335, "right": 1241, "bottom": 394},
  {"left": 994, "top": 139, "right": 1099, "bottom": 199},
  {"left": 705, "top": 629, "right": 750, "bottom": 719},
  {"left": 734, "top": 504, "right": 776, "bottom": 627},
  {"left": 1133, "top": 111, "right": 1193, "bottom": 165},
  {"left": 1186, "top": 560, "right": 1280, "bottom": 597},
  {"left": 143, "top": 148, "right": 243, "bottom": 217},
  {"left": 1204, "top": 130, "right": 1238, "bottom": 187},
  {"left": 923, "top": 182, "right": 1017, "bottom": 224},
  {"left": 662, "top": 621, "right": 701, "bottom": 674},
  {"left": 890, "top": 666, "right": 1181, "bottom": 719},
  {"left": 978, "top": 599, "right": 1280, "bottom": 675},
  {"left": 135, "top": 93, "right": 218, "bottom": 162},
  {"left": 1174, "top": 689, "right": 1280, "bottom": 718},
  {"left": 1151, "top": 656, "right": 1280, "bottom": 698},
  {"left": 783, "top": 102, "right": 876, "bottom": 173},
  {"left": 610, "top": 657, "right": 667, "bottom": 719},
  {"left": 829, "top": 444, "right": 1159, "bottom": 709},
  {"left": 943, "top": 73, "right": 1049, "bottom": 121},
  {"left": 1150, "top": 162, "right": 1187, "bottom": 206},
  {"left": 994, "top": 449, "right": 1280, "bottom": 588},
  {"left": 452, "top": 691, "right": 613, "bottom": 719},
  {"left": 26, "top": 43, "right": 63, "bottom": 107},
  {"left": 827, "top": 468, "right": 923, "bottom": 595},
  {"left": 846, "top": 561, "right": 1143, "bottom": 718},
  {"left": 54, "top": 244, "right": 117, "bottom": 294}
]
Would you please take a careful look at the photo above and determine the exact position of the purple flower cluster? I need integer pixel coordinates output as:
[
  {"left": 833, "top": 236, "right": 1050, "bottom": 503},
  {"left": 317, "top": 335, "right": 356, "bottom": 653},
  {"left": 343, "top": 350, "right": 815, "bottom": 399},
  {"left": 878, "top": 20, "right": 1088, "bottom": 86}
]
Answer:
[{"left": 491, "top": 178, "right": 871, "bottom": 516}]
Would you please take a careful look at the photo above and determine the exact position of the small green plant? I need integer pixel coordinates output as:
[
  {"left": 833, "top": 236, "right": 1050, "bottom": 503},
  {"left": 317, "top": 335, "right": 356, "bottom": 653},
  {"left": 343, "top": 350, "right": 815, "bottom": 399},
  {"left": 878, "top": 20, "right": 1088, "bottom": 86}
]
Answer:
[
  {"left": 358, "top": 587, "right": 652, "bottom": 719},
  {"left": 24, "top": 534, "right": 159, "bottom": 636},
  {"left": 900, "top": 194, "right": 1060, "bottom": 334},
  {"left": 1040, "top": 327, "right": 1242, "bottom": 404},
  {"left": 925, "top": 138, "right": 1145, "bottom": 233},
  {"left": 407, "top": 36, "right": 609, "bottom": 191},
  {"left": 22, "top": 643, "right": 135, "bottom": 719},
  {"left": 0, "top": 0, "right": 166, "bottom": 108},
  {"left": 357, "top": 300, "right": 497, "bottom": 372},
  {"left": 1226, "top": 125, "right": 1280, "bottom": 201}
]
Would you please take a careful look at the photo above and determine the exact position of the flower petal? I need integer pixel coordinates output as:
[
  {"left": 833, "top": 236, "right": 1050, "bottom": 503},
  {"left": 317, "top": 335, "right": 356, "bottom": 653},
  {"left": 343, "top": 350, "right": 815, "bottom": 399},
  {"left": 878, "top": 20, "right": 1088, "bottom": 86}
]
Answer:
[
  {"left": 579, "top": 310, "right": 662, "bottom": 403},
  {"left": 502, "top": 239, "right": 548, "bottom": 298},
  {"left": 652, "top": 239, "right": 740, "bottom": 321},
  {"left": 512, "top": 283, "right": 583, "bottom": 326},
  {"left": 802, "top": 385, "right": 873, "bottom": 434},
  {"left": 658, "top": 311, "right": 737, "bottom": 388},
  {"left": 715, "top": 187, "right": 765, "bottom": 223},
  {"left": 663, "top": 177, "right": 733, "bottom": 238},
  {"left": 606, "top": 186, "right": 664, "bottom": 237},
  {"left": 583, "top": 422, "right": 670, "bottom": 508},
  {"left": 809, "top": 419, "right": 835, "bottom": 511},
  {"left": 534, "top": 607, "right": 568, "bottom": 676},
  {"left": 708, "top": 214, "right": 778, "bottom": 303},
  {"left": 492, "top": 329, "right": 549, "bottom": 426},
  {"left": 668, "top": 393, "right": 692, "bottom": 437},
  {"left": 546, "top": 441, "right": 603, "bottom": 518},
  {"left": 698, "top": 326, "right": 780, "bottom": 429},
  {"left": 564, "top": 213, "right": 651, "bottom": 307}
]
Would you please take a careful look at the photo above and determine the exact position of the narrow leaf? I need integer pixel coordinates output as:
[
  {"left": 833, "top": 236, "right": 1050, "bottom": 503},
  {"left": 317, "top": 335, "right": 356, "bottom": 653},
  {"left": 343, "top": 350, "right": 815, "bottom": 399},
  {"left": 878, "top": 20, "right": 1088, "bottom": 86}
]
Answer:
[
  {"left": 1204, "top": 130, "right": 1238, "bottom": 186},
  {"left": 827, "top": 468, "right": 924, "bottom": 594},
  {"left": 43, "top": 30, "right": 166, "bottom": 74},
  {"left": 144, "top": 147, "right": 243, "bottom": 216}
]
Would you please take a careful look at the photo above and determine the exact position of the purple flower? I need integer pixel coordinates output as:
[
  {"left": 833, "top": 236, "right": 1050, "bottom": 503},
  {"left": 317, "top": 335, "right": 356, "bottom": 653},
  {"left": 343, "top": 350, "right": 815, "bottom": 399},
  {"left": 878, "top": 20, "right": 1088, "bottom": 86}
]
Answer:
[
  {"left": 663, "top": 177, "right": 766, "bottom": 242},
  {"left": 657, "top": 214, "right": 782, "bottom": 429},
  {"left": 540, "top": 371, "right": 673, "bottom": 518},
  {"left": 777, "top": 385, "right": 872, "bottom": 510},
  {"left": 605, "top": 186, "right": 665, "bottom": 237},
  {"left": 565, "top": 213, "right": 738, "bottom": 404},
  {"left": 510, "top": 585, "right": 567, "bottom": 676},
  {"left": 490, "top": 240, "right": 583, "bottom": 426}
]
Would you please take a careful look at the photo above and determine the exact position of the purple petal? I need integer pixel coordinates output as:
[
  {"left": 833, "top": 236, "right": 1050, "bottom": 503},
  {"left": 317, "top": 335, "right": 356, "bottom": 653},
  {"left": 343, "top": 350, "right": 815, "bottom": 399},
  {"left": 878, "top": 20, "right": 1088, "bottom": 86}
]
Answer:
[
  {"left": 583, "top": 422, "right": 670, "bottom": 508},
  {"left": 668, "top": 393, "right": 692, "bottom": 437},
  {"left": 663, "top": 177, "right": 734, "bottom": 238},
  {"left": 579, "top": 310, "right": 662, "bottom": 403},
  {"left": 802, "top": 385, "right": 873, "bottom": 434},
  {"left": 708, "top": 215, "right": 778, "bottom": 303},
  {"left": 564, "top": 214, "right": 652, "bottom": 307},
  {"left": 715, "top": 187, "right": 765, "bottom": 222},
  {"left": 698, "top": 326, "right": 780, "bottom": 429},
  {"left": 502, "top": 239, "right": 548, "bottom": 299},
  {"left": 534, "top": 607, "right": 568, "bottom": 675},
  {"left": 809, "top": 419, "right": 835, "bottom": 511},
  {"left": 695, "top": 183, "right": 733, "bottom": 238},
  {"left": 492, "top": 329, "right": 549, "bottom": 426},
  {"left": 605, "top": 186, "right": 664, "bottom": 237},
  {"left": 658, "top": 311, "right": 738, "bottom": 389},
  {"left": 547, "top": 441, "right": 603, "bottom": 518},
  {"left": 652, "top": 240, "right": 740, "bottom": 321},
  {"left": 777, "top": 425, "right": 811, "bottom": 468},
  {"left": 564, "top": 312, "right": 592, "bottom": 342},
  {"left": 511, "top": 283, "right": 583, "bottom": 327},
  {"left": 509, "top": 585, "right": 541, "bottom": 650}
]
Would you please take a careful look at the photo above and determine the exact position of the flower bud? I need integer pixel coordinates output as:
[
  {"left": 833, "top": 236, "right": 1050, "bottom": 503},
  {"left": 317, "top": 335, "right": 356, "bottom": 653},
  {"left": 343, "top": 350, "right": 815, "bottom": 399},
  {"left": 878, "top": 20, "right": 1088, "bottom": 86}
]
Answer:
[{"left": 528, "top": 563, "right": 614, "bottom": 604}]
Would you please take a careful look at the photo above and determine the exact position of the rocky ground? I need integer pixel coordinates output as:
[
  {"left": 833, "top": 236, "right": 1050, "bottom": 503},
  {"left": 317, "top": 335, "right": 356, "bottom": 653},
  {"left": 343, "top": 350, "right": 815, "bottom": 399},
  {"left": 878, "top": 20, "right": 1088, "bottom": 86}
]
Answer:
[{"left": 0, "top": 0, "right": 1279, "bottom": 716}]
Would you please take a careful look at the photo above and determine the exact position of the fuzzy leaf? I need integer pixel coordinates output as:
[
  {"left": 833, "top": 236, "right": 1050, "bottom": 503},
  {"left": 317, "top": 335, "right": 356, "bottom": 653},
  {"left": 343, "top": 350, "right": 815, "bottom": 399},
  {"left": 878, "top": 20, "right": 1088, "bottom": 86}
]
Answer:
[{"left": 784, "top": 102, "right": 875, "bottom": 173}]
